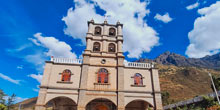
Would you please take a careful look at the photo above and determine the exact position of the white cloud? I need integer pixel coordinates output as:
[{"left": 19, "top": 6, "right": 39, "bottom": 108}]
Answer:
[
  {"left": 31, "top": 33, "right": 77, "bottom": 58},
  {"left": 28, "top": 74, "right": 43, "bottom": 83},
  {"left": 154, "top": 13, "right": 173, "bottom": 23},
  {"left": 0, "top": 73, "right": 21, "bottom": 85},
  {"left": 186, "top": 2, "right": 199, "bottom": 10},
  {"left": 4, "top": 96, "right": 27, "bottom": 103},
  {"left": 62, "top": 0, "right": 159, "bottom": 58},
  {"left": 6, "top": 44, "right": 31, "bottom": 53},
  {"left": 24, "top": 53, "right": 46, "bottom": 72},
  {"left": 17, "top": 65, "right": 23, "bottom": 69},
  {"left": 33, "top": 88, "right": 39, "bottom": 92},
  {"left": 186, "top": 1, "right": 220, "bottom": 58},
  {"left": 28, "top": 38, "right": 40, "bottom": 46},
  {"left": 15, "top": 97, "right": 28, "bottom": 103},
  {"left": 32, "top": 85, "right": 40, "bottom": 92}
]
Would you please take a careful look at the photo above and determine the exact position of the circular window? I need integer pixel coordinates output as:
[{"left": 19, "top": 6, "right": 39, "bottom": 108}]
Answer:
[{"left": 101, "top": 59, "right": 106, "bottom": 64}]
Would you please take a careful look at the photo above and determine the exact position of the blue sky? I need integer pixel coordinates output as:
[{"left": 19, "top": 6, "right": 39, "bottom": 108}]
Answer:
[{"left": 0, "top": 0, "right": 220, "bottom": 102}]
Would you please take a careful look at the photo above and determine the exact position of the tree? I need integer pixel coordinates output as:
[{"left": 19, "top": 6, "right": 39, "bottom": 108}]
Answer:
[
  {"left": 7, "top": 94, "right": 16, "bottom": 110},
  {"left": 161, "top": 91, "right": 170, "bottom": 105},
  {"left": 0, "top": 89, "right": 6, "bottom": 104},
  {"left": 0, "top": 104, "right": 7, "bottom": 110},
  {"left": 200, "top": 96, "right": 217, "bottom": 108},
  {"left": 211, "top": 76, "right": 220, "bottom": 92}
]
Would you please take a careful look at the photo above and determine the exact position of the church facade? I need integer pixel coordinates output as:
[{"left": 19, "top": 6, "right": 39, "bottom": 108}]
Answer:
[{"left": 35, "top": 20, "right": 163, "bottom": 110}]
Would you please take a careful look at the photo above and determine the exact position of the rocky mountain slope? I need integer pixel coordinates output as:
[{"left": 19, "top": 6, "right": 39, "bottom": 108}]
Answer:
[
  {"left": 138, "top": 51, "right": 220, "bottom": 69},
  {"left": 158, "top": 64, "right": 220, "bottom": 104}
]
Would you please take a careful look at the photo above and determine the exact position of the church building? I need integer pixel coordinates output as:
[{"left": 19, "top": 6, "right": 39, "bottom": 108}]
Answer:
[{"left": 35, "top": 20, "right": 163, "bottom": 110}]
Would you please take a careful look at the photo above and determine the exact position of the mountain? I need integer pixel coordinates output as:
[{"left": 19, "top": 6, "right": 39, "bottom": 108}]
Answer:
[
  {"left": 12, "top": 97, "right": 37, "bottom": 110},
  {"left": 138, "top": 51, "right": 220, "bottom": 69},
  {"left": 158, "top": 64, "right": 220, "bottom": 105}
]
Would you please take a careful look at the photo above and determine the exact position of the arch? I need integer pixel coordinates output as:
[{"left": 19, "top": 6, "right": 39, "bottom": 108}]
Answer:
[
  {"left": 61, "top": 69, "right": 72, "bottom": 82},
  {"left": 109, "top": 28, "right": 116, "bottom": 36},
  {"left": 95, "top": 26, "right": 102, "bottom": 35},
  {"left": 93, "top": 42, "right": 101, "bottom": 52},
  {"left": 97, "top": 68, "right": 109, "bottom": 83},
  {"left": 134, "top": 73, "right": 143, "bottom": 85},
  {"left": 125, "top": 99, "right": 154, "bottom": 110},
  {"left": 45, "top": 96, "right": 77, "bottom": 110},
  {"left": 108, "top": 43, "right": 116, "bottom": 52},
  {"left": 86, "top": 98, "right": 117, "bottom": 110}
]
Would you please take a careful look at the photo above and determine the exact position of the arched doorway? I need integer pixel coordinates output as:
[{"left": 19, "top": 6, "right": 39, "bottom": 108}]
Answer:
[
  {"left": 45, "top": 96, "right": 77, "bottom": 110},
  {"left": 125, "top": 100, "right": 153, "bottom": 110},
  {"left": 86, "top": 98, "right": 116, "bottom": 110}
]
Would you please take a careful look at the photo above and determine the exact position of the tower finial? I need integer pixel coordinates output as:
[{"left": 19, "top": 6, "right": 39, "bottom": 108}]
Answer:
[
  {"left": 104, "top": 15, "right": 108, "bottom": 24},
  {"left": 91, "top": 18, "right": 94, "bottom": 23},
  {"left": 117, "top": 20, "right": 120, "bottom": 24}
]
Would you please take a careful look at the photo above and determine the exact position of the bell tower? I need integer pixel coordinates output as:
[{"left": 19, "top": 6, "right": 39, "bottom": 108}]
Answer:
[
  {"left": 84, "top": 19, "right": 124, "bottom": 57},
  {"left": 77, "top": 20, "right": 125, "bottom": 110}
]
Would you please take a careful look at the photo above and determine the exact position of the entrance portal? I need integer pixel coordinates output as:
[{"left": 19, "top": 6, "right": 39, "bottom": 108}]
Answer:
[
  {"left": 95, "top": 104, "right": 108, "bottom": 110},
  {"left": 125, "top": 100, "right": 153, "bottom": 110},
  {"left": 86, "top": 98, "right": 116, "bottom": 110},
  {"left": 45, "top": 97, "right": 77, "bottom": 110}
]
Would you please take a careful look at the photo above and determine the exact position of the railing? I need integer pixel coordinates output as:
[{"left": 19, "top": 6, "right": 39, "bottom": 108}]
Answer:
[
  {"left": 163, "top": 90, "right": 220, "bottom": 109},
  {"left": 50, "top": 57, "right": 82, "bottom": 64},
  {"left": 124, "top": 62, "right": 154, "bottom": 69},
  {"left": 94, "top": 83, "right": 110, "bottom": 90}
]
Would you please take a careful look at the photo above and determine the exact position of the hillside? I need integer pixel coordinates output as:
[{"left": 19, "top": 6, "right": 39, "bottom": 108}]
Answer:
[
  {"left": 12, "top": 97, "right": 37, "bottom": 110},
  {"left": 158, "top": 64, "right": 220, "bottom": 105},
  {"left": 138, "top": 51, "right": 220, "bottom": 70}
]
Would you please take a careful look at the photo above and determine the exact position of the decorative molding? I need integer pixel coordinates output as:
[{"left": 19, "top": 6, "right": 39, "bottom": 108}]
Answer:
[
  {"left": 56, "top": 81, "right": 73, "bottom": 84},
  {"left": 58, "top": 73, "right": 74, "bottom": 75},
  {"left": 125, "top": 95, "right": 153, "bottom": 98},
  {"left": 86, "top": 93, "right": 117, "bottom": 96},
  {"left": 47, "top": 92, "right": 78, "bottom": 95},
  {"left": 94, "top": 83, "right": 111, "bottom": 85},
  {"left": 130, "top": 84, "right": 146, "bottom": 87}
]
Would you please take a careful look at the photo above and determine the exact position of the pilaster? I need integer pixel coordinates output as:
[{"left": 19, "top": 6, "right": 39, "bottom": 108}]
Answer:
[
  {"left": 117, "top": 57, "right": 125, "bottom": 109},
  {"left": 41, "top": 62, "right": 52, "bottom": 87},
  {"left": 35, "top": 88, "right": 47, "bottom": 110},
  {"left": 151, "top": 68, "right": 163, "bottom": 110}
]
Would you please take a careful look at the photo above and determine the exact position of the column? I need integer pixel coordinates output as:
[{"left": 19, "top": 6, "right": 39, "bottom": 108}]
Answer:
[
  {"left": 117, "top": 41, "right": 123, "bottom": 53},
  {"left": 151, "top": 68, "right": 163, "bottom": 110},
  {"left": 102, "top": 40, "right": 107, "bottom": 52},
  {"left": 35, "top": 88, "right": 47, "bottom": 110},
  {"left": 86, "top": 38, "right": 92, "bottom": 50},
  {"left": 117, "top": 23, "right": 123, "bottom": 36},
  {"left": 88, "top": 20, "right": 94, "bottom": 34},
  {"left": 117, "top": 57, "right": 125, "bottom": 110},
  {"left": 103, "top": 24, "right": 108, "bottom": 36},
  {"left": 77, "top": 55, "right": 90, "bottom": 110}
]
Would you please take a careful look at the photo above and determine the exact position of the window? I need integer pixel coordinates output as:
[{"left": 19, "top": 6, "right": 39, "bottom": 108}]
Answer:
[
  {"left": 108, "top": 43, "right": 116, "bottom": 52},
  {"left": 109, "top": 28, "right": 116, "bottom": 36},
  {"left": 93, "top": 42, "right": 101, "bottom": 52},
  {"left": 97, "top": 68, "right": 108, "bottom": 83},
  {"left": 95, "top": 27, "right": 101, "bottom": 35},
  {"left": 61, "top": 69, "right": 71, "bottom": 81},
  {"left": 134, "top": 73, "right": 143, "bottom": 85}
]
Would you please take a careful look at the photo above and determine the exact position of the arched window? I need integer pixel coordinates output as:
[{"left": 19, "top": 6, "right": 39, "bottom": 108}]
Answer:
[
  {"left": 134, "top": 73, "right": 143, "bottom": 85},
  {"left": 108, "top": 43, "right": 116, "bottom": 52},
  {"left": 95, "top": 27, "right": 101, "bottom": 35},
  {"left": 93, "top": 42, "right": 101, "bottom": 52},
  {"left": 97, "top": 68, "right": 108, "bottom": 83},
  {"left": 61, "top": 69, "right": 71, "bottom": 81},
  {"left": 109, "top": 28, "right": 116, "bottom": 36}
]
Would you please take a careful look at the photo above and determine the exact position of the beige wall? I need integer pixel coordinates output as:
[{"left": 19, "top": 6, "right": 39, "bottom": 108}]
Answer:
[
  {"left": 87, "top": 66, "right": 117, "bottom": 91},
  {"left": 124, "top": 68, "right": 153, "bottom": 92},
  {"left": 46, "top": 63, "right": 82, "bottom": 88}
]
